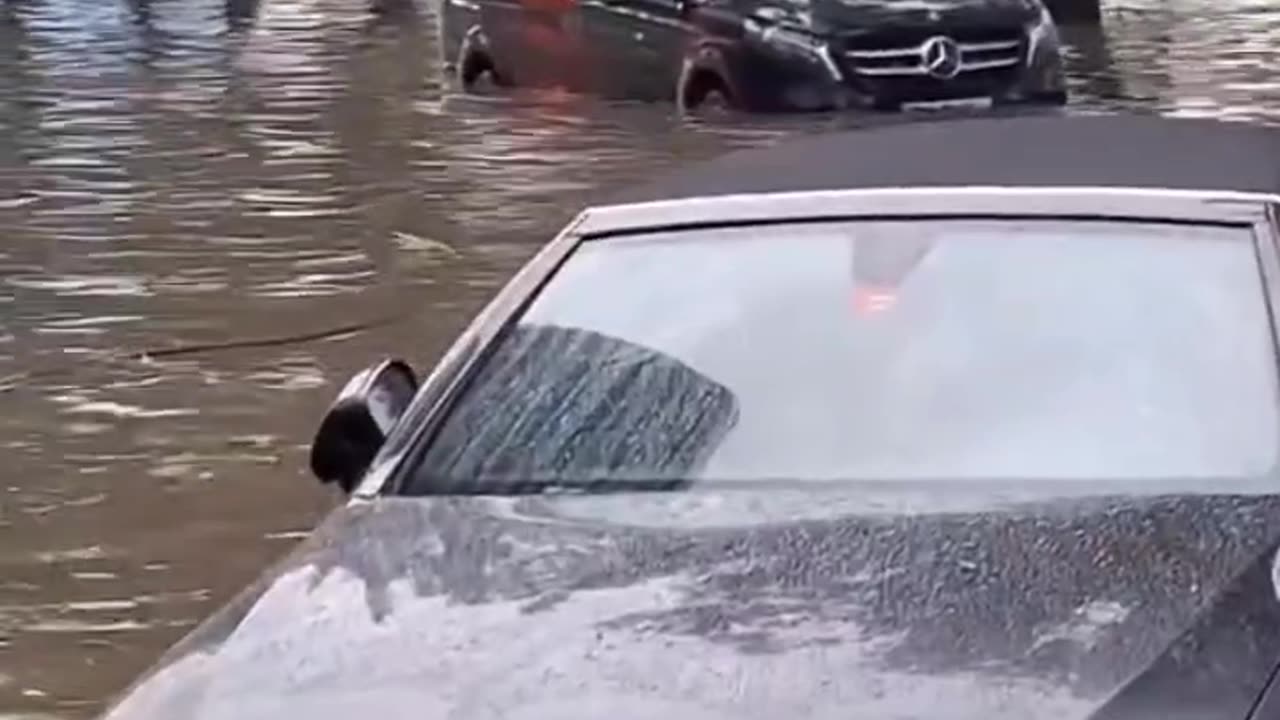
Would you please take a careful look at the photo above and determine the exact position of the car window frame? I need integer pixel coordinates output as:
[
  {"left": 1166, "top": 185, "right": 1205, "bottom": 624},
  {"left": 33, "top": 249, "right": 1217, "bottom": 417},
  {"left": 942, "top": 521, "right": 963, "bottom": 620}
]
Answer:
[{"left": 355, "top": 187, "right": 1280, "bottom": 499}]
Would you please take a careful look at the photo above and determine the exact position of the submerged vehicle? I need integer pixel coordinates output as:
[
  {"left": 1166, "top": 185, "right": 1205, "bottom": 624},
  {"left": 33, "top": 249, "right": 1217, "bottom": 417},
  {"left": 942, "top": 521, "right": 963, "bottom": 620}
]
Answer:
[
  {"left": 439, "top": 0, "right": 1068, "bottom": 112},
  {"left": 101, "top": 113, "right": 1280, "bottom": 720}
]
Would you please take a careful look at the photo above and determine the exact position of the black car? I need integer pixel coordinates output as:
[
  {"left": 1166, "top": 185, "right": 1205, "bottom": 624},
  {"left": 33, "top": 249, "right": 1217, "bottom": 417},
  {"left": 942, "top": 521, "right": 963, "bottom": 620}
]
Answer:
[
  {"left": 439, "top": 0, "right": 1068, "bottom": 112},
  {"left": 100, "top": 114, "right": 1280, "bottom": 720}
]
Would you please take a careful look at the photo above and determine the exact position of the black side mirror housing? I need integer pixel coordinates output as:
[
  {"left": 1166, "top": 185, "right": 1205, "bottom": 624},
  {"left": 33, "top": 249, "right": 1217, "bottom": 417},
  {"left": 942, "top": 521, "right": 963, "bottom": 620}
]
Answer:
[{"left": 309, "top": 359, "right": 418, "bottom": 494}]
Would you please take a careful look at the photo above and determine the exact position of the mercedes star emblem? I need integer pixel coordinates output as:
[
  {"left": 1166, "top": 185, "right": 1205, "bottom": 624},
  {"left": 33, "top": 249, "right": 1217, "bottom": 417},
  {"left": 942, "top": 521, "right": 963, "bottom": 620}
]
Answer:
[{"left": 921, "top": 35, "right": 962, "bottom": 80}]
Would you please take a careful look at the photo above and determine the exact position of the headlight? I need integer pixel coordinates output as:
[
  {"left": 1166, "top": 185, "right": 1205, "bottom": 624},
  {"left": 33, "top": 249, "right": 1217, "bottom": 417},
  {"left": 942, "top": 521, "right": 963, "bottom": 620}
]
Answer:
[
  {"left": 742, "top": 11, "right": 841, "bottom": 80},
  {"left": 743, "top": 8, "right": 824, "bottom": 55},
  {"left": 1025, "top": 0, "right": 1060, "bottom": 64}
]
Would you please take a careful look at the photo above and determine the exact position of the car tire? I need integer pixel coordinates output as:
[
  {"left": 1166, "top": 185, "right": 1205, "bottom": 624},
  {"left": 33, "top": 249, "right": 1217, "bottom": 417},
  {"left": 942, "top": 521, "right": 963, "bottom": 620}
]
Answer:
[
  {"left": 678, "top": 69, "right": 737, "bottom": 118},
  {"left": 457, "top": 43, "right": 511, "bottom": 91}
]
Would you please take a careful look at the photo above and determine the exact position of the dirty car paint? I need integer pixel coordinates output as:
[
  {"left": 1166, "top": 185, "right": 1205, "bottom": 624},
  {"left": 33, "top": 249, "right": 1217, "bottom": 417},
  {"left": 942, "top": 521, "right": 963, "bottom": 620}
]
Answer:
[{"left": 100, "top": 491, "right": 1280, "bottom": 720}]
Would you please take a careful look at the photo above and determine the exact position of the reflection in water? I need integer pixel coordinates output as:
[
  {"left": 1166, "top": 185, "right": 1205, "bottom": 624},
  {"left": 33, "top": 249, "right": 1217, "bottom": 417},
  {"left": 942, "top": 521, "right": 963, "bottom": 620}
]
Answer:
[
  {"left": 0, "top": 0, "right": 1277, "bottom": 716},
  {"left": 1060, "top": 25, "right": 1125, "bottom": 102},
  {"left": 125, "top": 0, "right": 152, "bottom": 27},
  {"left": 225, "top": 0, "right": 260, "bottom": 31}
]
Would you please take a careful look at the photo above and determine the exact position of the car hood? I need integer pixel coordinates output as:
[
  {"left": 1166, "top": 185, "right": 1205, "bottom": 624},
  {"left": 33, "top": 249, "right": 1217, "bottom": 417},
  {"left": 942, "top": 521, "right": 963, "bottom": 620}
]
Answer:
[
  {"left": 760, "top": 0, "right": 1036, "bottom": 36},
  {"left": 100, "top": 490, "right": 1280, "bottom": 720}
]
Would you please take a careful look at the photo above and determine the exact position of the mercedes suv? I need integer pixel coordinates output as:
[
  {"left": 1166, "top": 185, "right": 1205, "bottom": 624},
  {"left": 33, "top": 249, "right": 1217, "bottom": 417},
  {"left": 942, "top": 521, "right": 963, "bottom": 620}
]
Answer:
[{"left": 440, "top": 0, "right": 1068, "bottom": 113}]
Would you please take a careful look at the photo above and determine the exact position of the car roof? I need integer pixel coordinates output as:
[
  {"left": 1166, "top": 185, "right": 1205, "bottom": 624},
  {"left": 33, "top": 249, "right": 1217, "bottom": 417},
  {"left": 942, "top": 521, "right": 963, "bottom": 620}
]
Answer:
[{"left": 608, "top": 112, "right": 1280, "bottom": 205}]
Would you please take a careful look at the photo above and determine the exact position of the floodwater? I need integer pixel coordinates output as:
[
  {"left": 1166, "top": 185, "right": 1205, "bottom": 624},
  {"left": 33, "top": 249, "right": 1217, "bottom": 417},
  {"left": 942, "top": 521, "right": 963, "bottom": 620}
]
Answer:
[{"left": 0, "top": 0, "right": 1277, "bottom": 716}]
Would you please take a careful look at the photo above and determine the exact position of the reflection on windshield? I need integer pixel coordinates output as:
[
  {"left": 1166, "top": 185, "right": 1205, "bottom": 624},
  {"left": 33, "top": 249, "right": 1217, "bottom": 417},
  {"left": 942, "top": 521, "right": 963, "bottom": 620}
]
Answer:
[
  {"left": 405, "top": 324, "right": 740, "bottom": 494},
  {"left": 405, "top": 218, "right": 1280, "bottom": 495}
]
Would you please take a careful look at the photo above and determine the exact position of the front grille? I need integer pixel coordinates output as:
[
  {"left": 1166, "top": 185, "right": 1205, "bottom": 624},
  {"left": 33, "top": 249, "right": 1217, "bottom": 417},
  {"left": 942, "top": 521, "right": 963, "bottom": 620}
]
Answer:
[
  {"left": 843, "top": 25, "right": 1020, "bottom": 50},
  {"left": 838, "top": 26, "right": 1024, "bottom": 83}
]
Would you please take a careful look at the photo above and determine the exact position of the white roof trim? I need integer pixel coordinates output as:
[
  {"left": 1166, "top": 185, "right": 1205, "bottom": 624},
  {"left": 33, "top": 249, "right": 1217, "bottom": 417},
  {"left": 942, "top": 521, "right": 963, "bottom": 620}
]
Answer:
[{"left": 576, "top": 185, "right": 1279, "bottom": 236}]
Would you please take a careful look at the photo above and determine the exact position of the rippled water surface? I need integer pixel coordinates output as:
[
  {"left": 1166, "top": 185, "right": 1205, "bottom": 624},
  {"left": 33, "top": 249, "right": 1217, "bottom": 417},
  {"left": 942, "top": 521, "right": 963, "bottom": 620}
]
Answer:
[{"left": 1, "top": 0, "right": 1278, "bottom": 715}]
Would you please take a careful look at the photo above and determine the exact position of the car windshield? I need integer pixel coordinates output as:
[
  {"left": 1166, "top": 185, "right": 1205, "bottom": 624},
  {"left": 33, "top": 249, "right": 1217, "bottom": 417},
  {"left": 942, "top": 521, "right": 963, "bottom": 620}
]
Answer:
[{"left": 405, "top": 218, "right": 1280, "bottom": 494}]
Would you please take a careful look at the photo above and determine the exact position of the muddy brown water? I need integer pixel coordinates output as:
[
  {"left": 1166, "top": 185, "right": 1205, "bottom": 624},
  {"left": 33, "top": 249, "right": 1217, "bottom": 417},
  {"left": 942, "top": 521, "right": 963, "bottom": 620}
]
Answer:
[{"left": 0, "top": 0, "right": 1278, "bottom": 716}]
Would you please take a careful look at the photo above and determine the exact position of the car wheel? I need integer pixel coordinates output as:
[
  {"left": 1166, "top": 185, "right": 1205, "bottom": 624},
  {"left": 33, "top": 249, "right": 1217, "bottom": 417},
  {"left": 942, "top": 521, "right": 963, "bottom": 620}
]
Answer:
[
  {"left": 457, "top": 45, "right": 511, "bottom": 91},
  {"left": 678, "top": 70, "right": 737, "bottom": 119},
  {"left": 698, "top": 87, "right": 733, "bottom": 115}
]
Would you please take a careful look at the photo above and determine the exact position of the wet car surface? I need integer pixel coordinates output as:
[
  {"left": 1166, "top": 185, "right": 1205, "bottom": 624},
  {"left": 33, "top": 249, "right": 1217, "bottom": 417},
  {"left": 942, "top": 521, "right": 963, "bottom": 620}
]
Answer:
[
  {"left": 97, "top": 492, "right": 1280, "bottom": 720},
  {"left": 4, "top": 0, "right": 1280, "bottom": 717},
  {"left": 98, "top": 116, "right": 1280, "bottom": 718}
]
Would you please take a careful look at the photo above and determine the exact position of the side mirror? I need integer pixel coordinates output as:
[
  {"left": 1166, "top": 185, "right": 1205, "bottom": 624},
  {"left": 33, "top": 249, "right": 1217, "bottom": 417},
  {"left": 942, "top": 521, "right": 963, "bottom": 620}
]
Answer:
[{"left": 309, "top": 359, "right": 418, "bottom": 494}]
